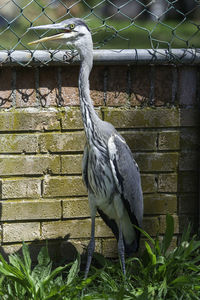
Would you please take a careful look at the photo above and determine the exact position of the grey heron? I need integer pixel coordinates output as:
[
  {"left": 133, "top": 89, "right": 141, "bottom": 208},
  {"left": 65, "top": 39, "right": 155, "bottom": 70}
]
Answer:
[{"left": 29, "top": 18, "right": 143, "bottom": 278}]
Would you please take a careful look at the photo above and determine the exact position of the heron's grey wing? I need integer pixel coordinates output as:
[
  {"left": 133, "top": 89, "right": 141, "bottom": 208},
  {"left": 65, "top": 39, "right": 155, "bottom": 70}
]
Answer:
[
  {"left": 108, "top": 133, "right": 143, "bottom": 227},
  {"left": 82, "top": 144, "right": 89, "bottom": 188}
]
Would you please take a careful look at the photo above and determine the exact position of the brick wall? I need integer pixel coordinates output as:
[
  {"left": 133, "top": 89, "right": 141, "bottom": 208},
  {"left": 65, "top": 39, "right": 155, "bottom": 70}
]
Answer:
[{"left": 0, "top": 64, "right": 199, "bottom": 261}]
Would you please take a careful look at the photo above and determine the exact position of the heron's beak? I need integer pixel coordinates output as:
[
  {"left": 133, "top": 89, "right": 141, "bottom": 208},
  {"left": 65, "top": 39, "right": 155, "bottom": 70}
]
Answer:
[{"left": 28, "top": 23, "right": 72, "bottom": 45}]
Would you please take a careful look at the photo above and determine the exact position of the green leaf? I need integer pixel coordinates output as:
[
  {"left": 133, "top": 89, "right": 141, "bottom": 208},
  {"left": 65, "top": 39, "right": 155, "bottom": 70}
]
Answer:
[
  {"left": 67, "top": 254, "right": 80, "bottom": 286},
  {"left": 22, "top": 242, "right": 31, "bottom": 274},
  {"left": 170, "top": 275, "right": 191, "bottom": 286},
  {"left": 133, "top": 224, "right": 155, "bottom": 246},
  {"left": 161, "top": 214, "right": 174, "bottom": 254},
  {"left": 144, "top": 242, "right": 156, "bottom": 265}
]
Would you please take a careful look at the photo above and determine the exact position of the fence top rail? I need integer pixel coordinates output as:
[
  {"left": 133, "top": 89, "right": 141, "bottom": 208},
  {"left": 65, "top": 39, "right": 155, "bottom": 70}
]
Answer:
[{"left": 0, "top": 49, "right": 200, "bottom": 67}]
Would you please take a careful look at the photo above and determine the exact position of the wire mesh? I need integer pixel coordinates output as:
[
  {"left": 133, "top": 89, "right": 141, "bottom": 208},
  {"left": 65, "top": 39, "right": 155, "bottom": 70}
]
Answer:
[{"left": 0, "top": 0, "right": 200, "bottom": 66}]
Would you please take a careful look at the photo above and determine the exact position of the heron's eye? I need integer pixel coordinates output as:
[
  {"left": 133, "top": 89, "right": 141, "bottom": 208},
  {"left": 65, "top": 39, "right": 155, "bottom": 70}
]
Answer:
[{"left": 69, "top": 24, "right": 75, "bottom": 30}]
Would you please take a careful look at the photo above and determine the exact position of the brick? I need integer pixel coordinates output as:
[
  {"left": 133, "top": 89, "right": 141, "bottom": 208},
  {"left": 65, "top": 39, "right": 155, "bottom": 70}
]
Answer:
[
  {"left": 154, "top": 66, "right": 173, "bottom": 106},
  {"left": 178, "top": 194, "right": 198, "bottom": 214},
  {"left": 134, "top": 153, "right": 178, "bottom": 172},
  {"left": 158, "top": 174, "right": 177, "bottom": 193},
  {"left": 39, "top": 132, "right": 85, "bottom": 153},
  {"left": 61, "top": 155, "right": 82, "bottom": 174},
  {"left": 102, "top": 238, "right": 118, "bottom": 257},
  {"left": 38, "top": 67, "right": 59, "bottom": 107},
  {"left": 60, "top": 66, "right": 79, "bottom": 105},
  {"left": 0, "top": 134, "right": 38, "bottom": 153},
  {"left": 0, "top": 110, "right": 61, "bottom": 131},
  {"left": 1, "top": 200, "right": 61, "bottom": 221},
  {"left": 178, "top": 171, "right": 198, "bottom": 193},
  {"left": 16, "top": 69, "right": 36, "bottom": 107},
  {"left": 180, "top": 128, "right": 199, "bottom": 150},
  {"left": 42, "top": 218, "right": 113, "bottom": 239},
  {"left": 103, "top": 107, "right": 180, "bottom": 128},
  {"left": 107, "top": 66, "right": 128, "bottom": 106},
  {"left": 141, "top": 174, "right": 157, "bottom": 193},
  {"left": 121, "top": 131, "right": 157, "bottom": 151},
  {"left": 1, "top": 178, "right": 41, "bottom": 199},
  {"left": 158, "top": 131, "right": 180, "bottom": 150},
  {"left": 62, "top": 198, "right": 89, "bottom": 218},
  {"left": 0, "top": 155, "right": 60, "bottom": 176},
  {"left": 3, "top": 222, "right": 40, "bottom": 243},
  {"left": 61, "top": 108, "right": 84, "bottom": 130},
  {"left": 67, "top": 238, "right": 101, "bottom": 255},
  {"left": 179, "top": 152, "right": 199, "bottom": 171},
  {"left": 180, "top": 109, "right": 200, "bottom": 127},
  {"left": 43, "top": 176, "right": 87, "bottom": 197},
  {"left": 144, "top": 194, "right": 177, "bottom": 214},
  {"left": 0, "top": 68, "right": 13, "bottom": 108},
  {"left": 130, "top": 66, "right": 150, "bottom": 106},
  {"left": 61, "top": 107, "right": 102, "bottom": 130},
  {"left": 143, "top": 217, "right": 160, "bottom": 236},
  {"left": 90, "top": 66, "right": 104, "bottom": 106}
]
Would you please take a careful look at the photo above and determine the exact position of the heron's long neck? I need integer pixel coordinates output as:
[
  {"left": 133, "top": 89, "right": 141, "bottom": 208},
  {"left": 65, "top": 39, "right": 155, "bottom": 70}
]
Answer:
[{"left": 78, "top": 52, "right": 99, "bottom": 144}]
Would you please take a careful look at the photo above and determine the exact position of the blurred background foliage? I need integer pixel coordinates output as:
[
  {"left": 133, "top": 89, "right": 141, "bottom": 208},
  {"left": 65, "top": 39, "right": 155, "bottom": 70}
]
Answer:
[{"left": 0, "top": 0, "right": 200, "bottom": 50}]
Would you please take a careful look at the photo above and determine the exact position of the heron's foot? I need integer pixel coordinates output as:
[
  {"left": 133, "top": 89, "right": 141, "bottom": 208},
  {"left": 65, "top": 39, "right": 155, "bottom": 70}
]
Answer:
[{"left": 84, "top": 238, "right": 95, "bottom": 279}]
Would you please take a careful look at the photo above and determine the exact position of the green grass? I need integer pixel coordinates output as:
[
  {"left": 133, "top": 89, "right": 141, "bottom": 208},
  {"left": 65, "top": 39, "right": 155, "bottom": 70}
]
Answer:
[
  {"left": 1, "top": 6, "right": 200, "bottom": 51},
  {"left": 0, "top": 215, "right": 200, "bottom": 299}
]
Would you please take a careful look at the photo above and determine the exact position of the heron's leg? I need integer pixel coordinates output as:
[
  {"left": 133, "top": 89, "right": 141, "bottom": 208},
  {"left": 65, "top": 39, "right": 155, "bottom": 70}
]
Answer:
[
  {"left": 84, "top": 216, "right": 96, "bottom": 279},
  {"left": 118, "top": 222, "right": 126, "bottom": 276},
  {"left": 84, "top": 194, "right": 97, "bottom": 279}
]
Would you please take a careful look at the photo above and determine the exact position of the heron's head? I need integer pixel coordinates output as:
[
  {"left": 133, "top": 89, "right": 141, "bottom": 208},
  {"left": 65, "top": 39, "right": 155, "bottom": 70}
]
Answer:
[{"left": 28, "top": 18, "right": 92, "bottom": 55}]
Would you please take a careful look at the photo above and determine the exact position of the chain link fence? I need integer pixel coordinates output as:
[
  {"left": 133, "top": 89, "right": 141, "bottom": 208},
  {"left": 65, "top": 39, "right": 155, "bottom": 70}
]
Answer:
[{"left": 0, "top": 0, "right": 200, "bottom": 65}]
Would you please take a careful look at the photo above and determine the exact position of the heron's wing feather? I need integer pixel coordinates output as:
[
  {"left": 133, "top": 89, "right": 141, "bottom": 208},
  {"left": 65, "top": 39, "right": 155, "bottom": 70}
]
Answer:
[
  {"left": 108, "top": 133, "right": 143, "bottom": 227},
  {"left": 82, "top": 144, "right": 89, "bottom": 188}
]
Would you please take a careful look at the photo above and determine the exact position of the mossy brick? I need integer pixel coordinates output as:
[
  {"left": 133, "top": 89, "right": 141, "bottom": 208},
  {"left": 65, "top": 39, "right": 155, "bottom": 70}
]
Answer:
[
  {"left": 158, "top": 131, "right": 180, "bottom": 150},
  {"left": 179, "top": 152, "right": 199, "bottom": 171},
  {"left": 1, "top": 178, "right": 41, "bottom": 199},
  {"left": 66, "top": 238, "right": 101, "bottom": 255},
  {"left": 0, "top": 68, "right": 13, "bottom": 108},
  {"left": 41, "top": 218, "right": 113, "bottom": 240},
  {"left": 159, "top": 215, "right": 179, "bottom": 234},
  {"left": 144, "top": 194, "right": 177, "bottom": 214},
  {"left": 102, "top": 238, "right": 118, "bottom": 258},
  {"left": 121, "top": 131, "right": 157, "bottom": 151},
  {"left": 141, "top": 174, "right": 157, "bottom": 193},
  {"left": 178, "top": 194, "right": 198, "bottom": 214},
  {"left": 0, "top": 110, "right": 61, "bottom": 131},
  {"left": 103, "top": 107, "right": 180, "bottom": 128},
  {"left": 39, "top": 132, "right": 85, "bottom": 153},
  {"left": 61, "top": 155, "right": 82, "bottom": 174},
  {"left": 0, "top": 134, "right": 38, "bottom": 154},
  {"left": 3, "top": 222, "right": 40, "bottom": 243},
  {"left": 0, "top": 155, "right": 60, "bottom": 176},
  {"left": 1, "top": 200, "right": 61, "bottom": 221},
  {"left": 134, "top": 153, "right": 178, "bottom": 172},
  {"left": 38, "top": 67, "right": 59, "bottom": 107},
  {"left": 178, "top": 171, "right": 198, "bottom": 193},
  {"left": 43, "top": 176, "right": 87, "bottom": 197},
  {"left": 61, "top": 107, "right": 102, "bottom": 130},
  {"left": 158, "top": 174, "right": 178, "bottom": 193},
  {"left": 106, "top": 66, "right": 128, "bottom": 106},
  {"left": 180, "top": 109, "right": 200, "bottom": 127},
  {"left": 62, "top": 198, "right": 89, "bottom": 218},
  {"left": 180, "top": 128, "right": 199, "bottom": 150},
  {"left": 143, "top": 217, "right": 160, "bottom": 236},
  {"left": 16, "top": 68, "right": 36, "bottom": 107}
]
